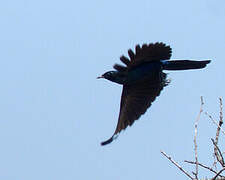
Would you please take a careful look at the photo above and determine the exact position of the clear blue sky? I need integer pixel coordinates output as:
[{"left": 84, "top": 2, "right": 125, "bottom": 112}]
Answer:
[{"left": 0, "top": 0, "right": 225, "bottom": 179}]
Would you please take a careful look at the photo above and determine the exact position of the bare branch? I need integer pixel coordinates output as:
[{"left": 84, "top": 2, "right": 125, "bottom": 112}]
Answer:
[
  {"left": 184, "top": 160, "right": 225, "bottom": 178},
  {"left": 219, "top": 97, "right": 223, "bottom": 126},
  {"left": 205, "top": 112, "right": 225, "bottom": 135},
  {"left": 215, "top": 98, "right": 223, "bottom": 144},
  {"left": 211, "top": 138, "right": 225, "bottom": 167},
  {"left": 193, "top": 96, "right": 204, "bottom": 179},
  {"left": 210, "top": 98, "right": 225, "bottom": 168},
  {"left": 160, "top": 151, "right": 194, "bottom": 180},
  {"left": 162, "top": 98, "right": 225, "bottom": 180},
  {"left": 212, "top": 167, "right": 225, "bottom": 180}
]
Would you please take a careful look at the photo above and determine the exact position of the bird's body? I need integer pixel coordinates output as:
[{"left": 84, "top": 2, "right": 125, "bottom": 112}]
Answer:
[
  {"left": 106, "top": 62, "right": 162, "bottom": 85},
  {"left": 126, "top": 62, "right": 162, "bottom": 84},
  {"left": 98, "top": 42, "right": 211, "bottom": 146}
]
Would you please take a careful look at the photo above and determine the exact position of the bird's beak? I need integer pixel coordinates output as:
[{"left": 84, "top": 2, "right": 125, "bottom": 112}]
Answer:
[{"left": 97, "top": 76, "right": 104, "bottom": 79}]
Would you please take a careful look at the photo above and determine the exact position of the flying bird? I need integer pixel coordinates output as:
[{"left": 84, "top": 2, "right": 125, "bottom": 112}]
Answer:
[{"left": 98, "top": 42, "right": 210, "bottom": 146}]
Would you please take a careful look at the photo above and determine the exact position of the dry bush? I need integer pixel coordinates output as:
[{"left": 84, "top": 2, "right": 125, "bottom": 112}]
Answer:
[{"left": 161, "top": 97, "right": 225, "bottom": 180}]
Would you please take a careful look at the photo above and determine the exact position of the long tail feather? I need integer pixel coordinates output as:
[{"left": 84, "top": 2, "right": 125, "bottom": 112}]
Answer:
[{"left": 163, "top": 60, "right": 211, "bottom": 70}]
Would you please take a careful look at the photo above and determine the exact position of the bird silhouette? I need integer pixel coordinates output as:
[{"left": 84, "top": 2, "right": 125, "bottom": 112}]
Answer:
[{"left": 98, "top": 42, "right": 210, "bottom": 146}]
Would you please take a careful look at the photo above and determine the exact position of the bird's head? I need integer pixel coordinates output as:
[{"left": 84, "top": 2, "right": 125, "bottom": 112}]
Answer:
[
  {"left": 97, "top": 71, "right": 125, "bottom": 84},
  {"left": 97, "top": 71, "right": 117, "bottom": 80}
]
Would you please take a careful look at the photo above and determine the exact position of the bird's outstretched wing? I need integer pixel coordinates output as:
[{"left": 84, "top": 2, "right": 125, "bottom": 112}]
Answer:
[
  {"left": 113, "top": 42, "right": 172, "bottom": 72},
  {"left": 101, "top": 72, "right": 169, "bottom": 145},
  {"left": 101, "top": 42, "right": 171, "bottom": 145}
]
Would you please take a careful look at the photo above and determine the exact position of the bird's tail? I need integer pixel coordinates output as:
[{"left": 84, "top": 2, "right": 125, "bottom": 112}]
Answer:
[{"left": 162, "top": 60, "right": 211, "bottom": 70}]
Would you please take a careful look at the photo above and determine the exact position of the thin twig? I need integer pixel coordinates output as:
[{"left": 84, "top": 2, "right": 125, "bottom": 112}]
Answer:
[
  {"left": 205, "top": 112, "right": 225, "bottom": 135},
  {"left": 211, "top": 98, "right": 225, "bottom": 168},
  {"left": 219, "top": 97, "right": 223, "bottom": 128},
  {"left": 184, "top": 160, "right": 225, "bottom": 178},
  {"left": 208, "top": 98, "right": 225, "bottom": 171},
  {"left": 160, "top": 151, "right": 194, "bottom": 180},
  {"left": 215, "top": 98, "right": 223, "bottom": 145},
  {"left": 193, "top": 96, "right": 204, "bottom": 179},
  {"left": 213, "top": 155, "right": 218, "bottom": 172},
  {"left": 211, "top": 138, "right": 225, "bottom": 167},
  {"left": 212, "top": 167, "right": 225, "bottom": 180}
]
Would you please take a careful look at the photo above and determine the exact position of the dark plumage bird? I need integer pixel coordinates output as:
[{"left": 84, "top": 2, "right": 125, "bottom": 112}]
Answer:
[{"left": 98, "top": 42, "right": 210, "bottom": 146}]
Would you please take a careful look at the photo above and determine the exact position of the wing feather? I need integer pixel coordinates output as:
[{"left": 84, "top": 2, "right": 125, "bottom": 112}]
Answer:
[
  {"left": 114, "top": 42, "right": 172, "bottom": 72},
  {"left": 113, "top": 64, "right": 127, "bottom": 72},
  {"left": 120, "top": 55, "right": 130, "bottom": 66},
  {"left": 128, "top": 49, "right": 135, "bottom": 60},
  {"left": 101, "top": 72, "right": 169, "bottom": 145}
]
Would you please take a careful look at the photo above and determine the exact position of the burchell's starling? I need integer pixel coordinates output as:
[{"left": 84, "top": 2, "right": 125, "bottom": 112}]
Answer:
[{"left": 98, "top": 42, "right": 210, "bottom": 145}]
